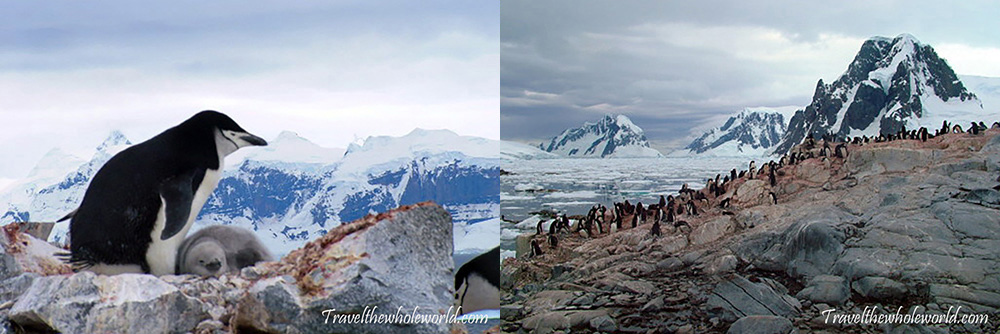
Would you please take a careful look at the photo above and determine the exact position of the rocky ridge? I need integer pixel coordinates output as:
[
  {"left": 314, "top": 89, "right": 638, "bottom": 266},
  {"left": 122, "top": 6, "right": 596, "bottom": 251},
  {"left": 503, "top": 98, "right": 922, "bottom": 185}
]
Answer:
[
  {"left": 1, "top": 202, "right": 465, "bottom": 334},
  {"left": 502, "top": 128, "right": 1000, "bottom": 333}
]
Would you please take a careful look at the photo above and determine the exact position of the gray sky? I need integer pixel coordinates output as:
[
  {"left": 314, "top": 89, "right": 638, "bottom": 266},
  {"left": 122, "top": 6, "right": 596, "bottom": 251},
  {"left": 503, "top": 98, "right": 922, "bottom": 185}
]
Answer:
[
  {"left": 0, "top": 1, "right": 497, "bottom": 180},
  {"left": 501, "top": 0, "right": 1000, "bottom": 153}
]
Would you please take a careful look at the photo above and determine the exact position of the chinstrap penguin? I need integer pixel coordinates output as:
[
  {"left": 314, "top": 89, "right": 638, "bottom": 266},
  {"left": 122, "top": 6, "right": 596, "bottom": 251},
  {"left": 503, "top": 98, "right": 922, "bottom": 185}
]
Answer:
[
  {"left": 454, "top": 246, "right": 500, "bottom": 315},
  {"left": 65, "top": 110, "right": 267, "bottom": 275}
]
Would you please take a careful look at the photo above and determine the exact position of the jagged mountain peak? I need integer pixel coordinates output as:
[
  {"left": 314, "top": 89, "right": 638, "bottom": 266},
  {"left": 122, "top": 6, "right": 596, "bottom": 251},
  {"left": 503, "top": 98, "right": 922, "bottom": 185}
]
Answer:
[
  {"left": 540, "top": 114, "right": 662, "bottom": 158},
  {"left": 680, "top": 107, "right": 792, "bottom": 157},
  {"left": 96, "top": 130, "right": 131, "bottom": 152},
  {"left": 772, "top": 34, "right": 985, "bottom": 155}
]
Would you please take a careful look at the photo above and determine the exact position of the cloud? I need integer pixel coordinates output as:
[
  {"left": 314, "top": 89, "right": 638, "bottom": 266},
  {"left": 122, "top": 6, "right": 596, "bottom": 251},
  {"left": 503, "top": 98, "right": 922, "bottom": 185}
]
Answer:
[
  {"left": 935, "top": 44, "right": 1000, "bottom": 78},
  {"left": 0, "top": 1, "right": 497, "bottom": 178}
]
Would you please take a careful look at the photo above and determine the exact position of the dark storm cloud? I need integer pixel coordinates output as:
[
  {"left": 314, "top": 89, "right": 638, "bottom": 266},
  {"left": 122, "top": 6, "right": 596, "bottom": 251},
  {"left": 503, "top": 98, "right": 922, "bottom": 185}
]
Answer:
[{"left": 501, "top": 0, "right": 1000, "bottom": 151}]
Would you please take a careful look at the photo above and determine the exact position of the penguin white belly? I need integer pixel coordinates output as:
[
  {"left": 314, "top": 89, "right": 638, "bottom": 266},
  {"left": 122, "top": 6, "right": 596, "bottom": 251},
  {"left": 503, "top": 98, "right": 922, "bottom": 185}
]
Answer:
[
  {"left": 457, "top": 273, "right": 500, "bottom": 314},
  {"left": 146, "top": 167, "right": 223, "bottom": 276}
]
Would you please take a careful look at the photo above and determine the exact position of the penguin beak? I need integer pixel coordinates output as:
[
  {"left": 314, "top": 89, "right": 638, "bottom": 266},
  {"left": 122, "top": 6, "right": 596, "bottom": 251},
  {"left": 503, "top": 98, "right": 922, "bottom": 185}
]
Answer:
[
  {"left": 205, "top": 260, "right": 222, "bottom": 272},
  {"left": 240, "top": 133, "right": 268, "bottom": 146}
]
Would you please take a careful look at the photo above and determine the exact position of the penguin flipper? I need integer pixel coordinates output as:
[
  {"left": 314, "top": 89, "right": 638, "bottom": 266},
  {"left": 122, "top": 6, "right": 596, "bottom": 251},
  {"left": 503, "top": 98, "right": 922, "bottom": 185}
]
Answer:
[
  {"left": 233, "top": 248, "right": 267, "bottom": 270},
  {"left": 159, "top": 172, "right": 196, "bottom": 241}
]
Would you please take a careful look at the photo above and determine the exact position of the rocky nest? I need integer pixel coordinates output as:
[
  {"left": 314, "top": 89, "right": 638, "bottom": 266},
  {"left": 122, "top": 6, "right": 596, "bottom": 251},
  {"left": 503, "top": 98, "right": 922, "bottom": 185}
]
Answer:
[{"left": 1, "top": 202, "right": 465, "bottom": 334}]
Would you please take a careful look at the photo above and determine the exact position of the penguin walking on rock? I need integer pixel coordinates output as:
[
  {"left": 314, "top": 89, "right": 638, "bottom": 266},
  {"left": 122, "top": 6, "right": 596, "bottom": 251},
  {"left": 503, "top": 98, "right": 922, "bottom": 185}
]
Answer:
[{"left": 65, "top": 111, "right": 267, "bottom": 275}]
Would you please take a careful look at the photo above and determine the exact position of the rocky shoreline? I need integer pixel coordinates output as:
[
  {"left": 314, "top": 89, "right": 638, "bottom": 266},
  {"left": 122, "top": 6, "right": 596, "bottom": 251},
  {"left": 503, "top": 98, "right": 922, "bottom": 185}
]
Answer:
[{"left": 501, "top": 130, "right": 1000, "bottom": 333}]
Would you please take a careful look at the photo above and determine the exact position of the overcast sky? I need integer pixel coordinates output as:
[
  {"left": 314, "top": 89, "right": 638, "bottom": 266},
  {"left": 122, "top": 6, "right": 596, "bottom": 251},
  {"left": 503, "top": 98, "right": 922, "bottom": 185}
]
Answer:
[
  {"left": 0, "top": 1, "right": 497, "bottom": 180},
  {"left": 501, "top": 0, "right": 1000, "bottom": 153}
]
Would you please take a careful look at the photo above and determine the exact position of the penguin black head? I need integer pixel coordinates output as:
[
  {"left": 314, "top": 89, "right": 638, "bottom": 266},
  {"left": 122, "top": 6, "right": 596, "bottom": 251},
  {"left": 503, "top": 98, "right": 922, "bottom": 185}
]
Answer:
[{"left": 178, "top": 110, "right": 268, "bottom": 156}]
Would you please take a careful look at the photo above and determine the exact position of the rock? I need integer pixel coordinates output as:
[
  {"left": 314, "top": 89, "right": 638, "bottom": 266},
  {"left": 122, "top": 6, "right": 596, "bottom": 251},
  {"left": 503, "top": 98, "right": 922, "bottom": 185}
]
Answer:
[
  {"left": 0, "top": 225, "right": 72, "bottom": 276},
  {"left": 656, "top": 257, "right": 684, "bottom": 272},
  {"left": 734, "top": 180, "right": 768, "bottom": 205},
  {"left": 847, "top": 147, "right": 932, "bottom": 178},
  {"left": 681, "top": 250, "right": 706, "bottom": 265},
  {"left": 3, "top": 202, "right": 456, "bottom": 334},
  {"left": 246, "top": 203, "right": 456, "bottom": 334},
  {"left": 689, "top": 216, "right": 735, "bottom": 246},
  {"left": 851, "top": 276, "right": 908, "bottom": 300},
  {"left": 927, "top": 284, "right": 1000, "bottom": 311},
  {"left": 551, "top": 264, "right": 574, "bottom": 279},
  {"left": 704, "top": 254, "right": 739, "bottom": 275},
  {"left": 12, "top": 223, "right": 54, "bottom": 242},
  {"left": 516, "top": 233, "right": 533, "bottom": 259},
  {"left": 194, "top": 319, "right": 225, "bottom": 334},
  {"left": 0, "top": 245, "right": 21, "bottom": 281},
  {"left": 796, "top": 162, "right": 832, "bottom": 184},
  {"left": 960, "top": 188, "right": 1000, "bottom": 206},
  {"left": 0, "top": 273, "right": 37, "bottom": 306},
  {"left": 8, "top": 272, "right": 209, "bottom": 334},
  {"left": 617, "top": 280, "right": 656, "bottom": 295},
  {"left": 727, "top": 315, "right": 795, "bottom": 334},
  {"left": 737, "top": 212, "right": 848, "bottom": 278},
  {"left": 795, "top": 275, "right": 849, "bottom": 305},
  {"left": 676, "top": 324, "right": 694, "bottom": 334},
  {"left": 500, "top": 304, "right": 524, "bottom": 321},
  {"left": 234, "top": 276, "right": 302, "bottom": 333},
  {"left": 707, "top": 275, "right": 801, "bottom": 322},
  {"left": 588, "top": 315, "right": 617, "bottom": 332},
  {"left": 569, "top": 293, "right": 595, "bottom": 306},
  {"left": 521, "top": 309, "right": 609, "bottom": 333},
  {"left": 640, "top": 295, "right": 664, "bottom": 312}
]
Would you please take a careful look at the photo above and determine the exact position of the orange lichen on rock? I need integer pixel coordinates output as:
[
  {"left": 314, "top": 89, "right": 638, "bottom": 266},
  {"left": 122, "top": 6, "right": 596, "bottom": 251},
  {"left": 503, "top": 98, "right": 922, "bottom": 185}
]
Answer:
[{"left": 260, "top": 201, "right": 438, "bottom": 296}]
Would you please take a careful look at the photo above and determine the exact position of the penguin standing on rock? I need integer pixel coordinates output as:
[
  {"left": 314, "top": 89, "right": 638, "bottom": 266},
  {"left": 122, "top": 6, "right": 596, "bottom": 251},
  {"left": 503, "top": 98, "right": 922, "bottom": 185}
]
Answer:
[
  {"left": 530, "top": 239, "right": 544, "bottom": 257},
  {"left": 65, "top": 111, "right": 267, "bottom": 275}
]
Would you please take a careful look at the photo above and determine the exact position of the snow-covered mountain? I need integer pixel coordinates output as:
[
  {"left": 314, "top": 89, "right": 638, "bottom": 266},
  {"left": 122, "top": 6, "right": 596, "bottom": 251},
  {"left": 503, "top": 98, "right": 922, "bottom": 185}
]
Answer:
[
  {"left": 539, "top": 114, "right": 663, "bottom": 158},
  {"left": 0, "top": 129, "right": 500, "bottom": 256},
  {"left": 774, "top": 34, "right": 992, "bottom": 155},
  {"left": 959, "top": 75, "right": 1000, "bottom": 112},
  {"left": 500, "top": 140, "right": 558, "bottom": 160},
  {"left": 680, "top": 107, "right": 794, "bottom": 157}
]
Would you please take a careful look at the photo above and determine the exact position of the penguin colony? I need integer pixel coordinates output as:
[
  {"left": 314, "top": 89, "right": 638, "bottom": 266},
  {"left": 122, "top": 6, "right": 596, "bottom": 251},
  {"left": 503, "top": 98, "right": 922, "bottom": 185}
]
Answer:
[
  {"left": 60, "top": 111, "right": 268, "bottom": 276},
  {"left": 520, "top": 119, "right": 999, "bottom": 259}
]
